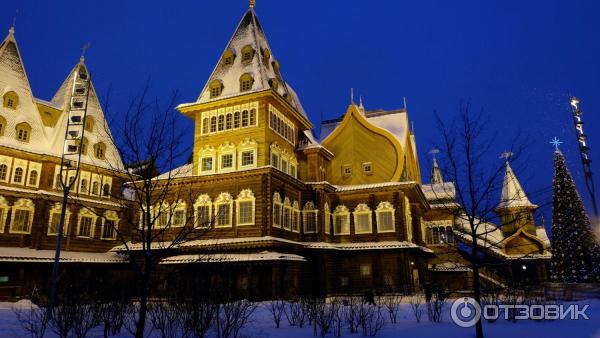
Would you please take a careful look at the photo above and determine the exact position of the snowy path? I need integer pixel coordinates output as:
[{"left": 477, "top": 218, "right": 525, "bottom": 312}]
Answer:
[{"left": 1, "top": 301, "right": 599, "bottom": 337}]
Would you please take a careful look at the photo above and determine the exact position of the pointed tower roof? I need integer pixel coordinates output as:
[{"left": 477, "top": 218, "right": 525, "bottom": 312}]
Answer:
[
  {"left": 430, "top": 158, "right": 444, "bottom": 184},
  {"left": 0, "top": 26, "right": 49, "bottom": 149},
  {"left": 49, "top": 57, "right": 125, "bottom": 170},
  {"left": 194, "top": 4, "right": 307, "bottom": 117},
  {"left": 497, "top": 161, "right": 536, "bottom": 209}
]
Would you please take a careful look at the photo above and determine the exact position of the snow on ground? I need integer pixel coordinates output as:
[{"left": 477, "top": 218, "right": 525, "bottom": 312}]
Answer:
[{"left": 1, "top": 299, "right": 599, "bottom": 338}]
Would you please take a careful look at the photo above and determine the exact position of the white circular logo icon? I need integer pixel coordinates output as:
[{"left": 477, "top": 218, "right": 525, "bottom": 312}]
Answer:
[{"left": 451, "top": 297, "right": 481, "bottom": 327}]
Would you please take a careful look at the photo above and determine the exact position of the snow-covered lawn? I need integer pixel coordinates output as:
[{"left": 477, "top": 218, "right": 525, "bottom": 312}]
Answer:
[{"left": 1, "top": 300, "right": 599, "bottom": 337}]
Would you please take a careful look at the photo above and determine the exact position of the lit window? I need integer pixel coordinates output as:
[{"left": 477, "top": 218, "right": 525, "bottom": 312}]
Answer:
[
  {"left": 360, "top": 264, "right": 372, "bottom": 277},
  {"left": 303, "top": 201, "right": 318, "bottom": 233},
  {"left": 333, "top": 205, "right": 350, "bottom": 235},
  {"left": 201, "top": 157, "right": 213, "bottom": 171},
  {"left": 78, "top": 216, "right": 94, "bottom": 237},
  {"left": 214, "top": 193, "right": 233, "bottom": 227},
  {"left": 353, "top": 204, "right": 372, "bottom": 234},
  {"left": 221, "top": 154, "right": 233, "bottom": 169},
  {"left": 28, "top": 170, "right": 38, "bottom": 186},
  {"left": 11, "top": 209, "right": 31, "bottom": 233},
  {"left": 241, "top": 151, "right": 254, "bottom": 166},
  {"left": 13, "top": 167, "right": 23, "bottom": 183},
  {"left": 0, "top": 164, "right": 7, "bottom": 181},
  {"left": 376, "top": 201, "right": 395, "bottom": 233},
  {"left": 240, "top": 74, "right": 254, "bottom": 92},
  {"left": 237, "top": 189, "right": 255, "bottom": 226}
]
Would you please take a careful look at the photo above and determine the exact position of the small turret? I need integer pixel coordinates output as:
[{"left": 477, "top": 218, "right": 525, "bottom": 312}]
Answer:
[
  {"left": 496, "top": 160, "right": 537, "bottom": 236},
  {"left": 430, "top": 157, "right": 444, "bottom": 184}
]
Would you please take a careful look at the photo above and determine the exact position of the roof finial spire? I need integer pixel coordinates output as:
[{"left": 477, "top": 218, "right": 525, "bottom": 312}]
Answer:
[
  {"left": 403, "top": 96, "right": 407, "bottom": 110},
  {"left": 350, "top": 88, "right": 354, "bottom": 104},
  {"left": 429, "top": 148, "right": 443, "bottom": 184},
  {"left": 80, "top": 42, "right": 91, "bottom": 63},
  {"left": 9, "top": 9, "right": 18, "bottom": 34},
  {"left": 249, "top": 0, "right": 256, "bottom": 8},
  {"left": 500, "top": 151, "right": 513, "bottom": 163}
]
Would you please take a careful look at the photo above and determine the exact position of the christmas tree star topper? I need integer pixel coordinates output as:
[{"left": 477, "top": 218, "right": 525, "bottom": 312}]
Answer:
[{"left": 550, "top": 137, "right": 563, "bottom": 151}]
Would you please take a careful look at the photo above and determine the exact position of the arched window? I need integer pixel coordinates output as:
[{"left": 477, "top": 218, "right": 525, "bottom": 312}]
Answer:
[
  {"left": 28, "top": 170, "right": 38, "bottom": 186},
  {"left": 94, "top": 143, "right": 106, "bottom": 159},
  {"left": 209, "top": 80, "right": 223, "bottom": 98},
  {"left": 92, "top": 181, "right": 100, "bottom": 195},
  {"left": 272, "top": 192, "right": 282, "bottom": 228},
  {"left": 48, "top": 203, "right": 70, "bottom": 236},
  {"left": 0, "top": 164, "right": 7, "bottom": 181},
  {"left": 0, "top": 115, "right": 6, "bottom": 136},
  {"left": 283, "top": 197, "right": 292, "bottom": 230},
  {"left": 3, "top": 91, "right": 18, "bottom": 109},
  {"left": 15, "top": 122, "right": 31, "bottom": 142},
  {"left": 77, "top": 208, "right": 97, "bottom": 238},
  {"left": 241, "top": 45, "right": 254, "bottom": 62},
  {"left": 194, "top": 194, "right": 212, "bottom": 228},
  {"left": 10, "top": 199, "right": 34, "bottom": 234},
  {"left": 353, "top": 204, "right": 372, "bottom": 234},
  {"left": 249, "top": 109, "right": 256, "bottom": 126},
  {"left": 101, "top": 210, "right": 120, "bottom": 240},
  {"left": 234, "top": 111, "right": 240, "bottom": 128},
  {"left": 376, "top": 201, "right": 395, "bottom": 233},
  {"left": 210, "top": 116, "right": 217, "bottom": 132},
  {"left": 240, "top": 74, "right": 254, "bottom": 92},
  {"left": 303, "top": 201, "right": 318, "bottom": 234},
  {"left": 13, "top": 167, "right": 23, "bottom": 183},
  {"left": 171, "top": 200, "right": 187, "bottom": 227},
  {"left": 214, "top": 192, "right": 233, "bottom": 227},
  {"left": 84, "top": 116, "right": 94, "bottom": 132},
  {"left": 202, "top": 117, "right": 209, "bottom": 134},
  {"left": 292, "top": 201, "right": 301, "bottom": 233},
  {"left": 103, "top": 183, "right": 111, "bottom": 197},
  {"left": 333, "top": 205, "right": 350, "bottom": 235},
  {"left": 218, "top": 115, "right": 225, "bottom": 131},
  {"left": 261, "top": 48, "right": 271, "bottom": 62},
  {"left": 241, "top": 110, "right": 249, "bottom": 127},
  {"left": 226, "top": 113, "right": 232, "bottom": 129},
  {"left": 80, "top": 179, "right": 88, "bottom": 194},
  {"left": 236, "top": 189, "right": 255, "bottom": 226}
]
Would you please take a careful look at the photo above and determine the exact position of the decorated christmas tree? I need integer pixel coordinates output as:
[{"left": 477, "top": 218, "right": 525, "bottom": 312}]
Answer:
[{"left": 550, "top": 149, "right": 600, "bottom": 283}]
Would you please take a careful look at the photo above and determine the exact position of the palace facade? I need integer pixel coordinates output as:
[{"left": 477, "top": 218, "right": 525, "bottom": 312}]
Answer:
[{"left": 0, "top": 3, "right": 551, "bottom": 300}]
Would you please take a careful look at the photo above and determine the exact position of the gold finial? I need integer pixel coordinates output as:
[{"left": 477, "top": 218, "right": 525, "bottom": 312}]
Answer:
[
  {"left": 249, "top": 0, "right": 256, "bottom": 8},
  {"left": 80, "top": 42, "right": 91, "bottom": 62}
]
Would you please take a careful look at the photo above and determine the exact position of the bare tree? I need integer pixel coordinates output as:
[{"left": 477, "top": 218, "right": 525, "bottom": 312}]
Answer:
[
  {"left": 93, "top": 82, "right": 214, "bottom": 338},
  {"left": 432, "top": 101, "right": 538, "bottom": 337}
]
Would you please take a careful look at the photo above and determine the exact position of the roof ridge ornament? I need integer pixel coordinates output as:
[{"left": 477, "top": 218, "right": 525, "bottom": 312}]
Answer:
[
  {"left": 249, "top": 0, "right": 256, "bottom": 8},
  {"left": 9, "top": 9, "right": 18, "bottom": 35},
  {"left": 80, "top": 42, "right": 91, "bottom": 63},
  {"left": 500, "top": 151, "right": 513, "bottom": 163}
]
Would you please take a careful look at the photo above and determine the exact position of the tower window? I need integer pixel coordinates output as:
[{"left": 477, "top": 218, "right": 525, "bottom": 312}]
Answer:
[
  {"left": 16, "top": 123, "right": 31, "bottom": 142},
  {"left": 3, "top": 91, "right": 18, "bottom": 109},
  {"left": 240, "top": 74, "right": 254, "bottom": 92},
  {"left": 209, "top": 80, "right": 223, "bottom": 98},
  {"left": 362, "top": 162, "right": 373, "bottom": 175},
  {"left": 226, "top": 113, "right": 232, "bottom": 129},
  {"left": 241, "top": 151, "right": 254, "bottom": 166},
  {"left": 342, "top": 164, "right": 352, "bottom": 177},
  {"left": 221, "top": 154, "right": 233, "bottom": 169},
  {"left": 222, "top": 49, "right": 235, "bottom": 65},
  {"left": 241, "top": 45, "right": 254, "bottom": 62},
  {"left": 94, "top": 142, "right": 106, "bottom": 160},
  {"left": 84, "top": 117, "right": 94, "bottom": 132},
  {"left": 242, "top": 110, "right": 249, "bottom": 127},
  {"left": 234, "top": 112, "right": 240, "bottom": 128},
  {"left": 210, "top": 116, "right": 217, "bottom": 132}
]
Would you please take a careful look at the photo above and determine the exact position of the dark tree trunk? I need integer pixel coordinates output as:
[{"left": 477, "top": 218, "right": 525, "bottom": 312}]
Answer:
[{"left": 471, "top": 231, "right": 484, "bottom": 338}]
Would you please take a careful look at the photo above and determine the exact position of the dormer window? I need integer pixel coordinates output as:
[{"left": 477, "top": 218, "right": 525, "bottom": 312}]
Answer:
[
  {"left": 261, "top": 48, "right": 271, "bottom": 62},
  {"left": 241, "top": 45, "right": 254, "bottom": 62},
  {"left": 271, "top": 60, "right": 280, "bottom": 73},
  {"left": 84, "top": 117, "right": 94, "bottom": 132},
  {"left": 94, "top": 142, "right": 106, "bottom": 160},
  {"left": 209, "top": 80, "right": 223, "bottom": 98},
  {"left": 240, "top": 74, "right": 254, "bottom": 92},
  {"left": 16, "top": 122, "right": 31, "bottom": 143},
  {"left": 3, "top": 91, "right": 18, "bottom": 109},
  {"left": 222, "top": 49, "right": 236, "bottom": 65},
  {"left": 268, "top": 78, "right": 279, "bottom": 91},
  {"left": 0, "top": 115, "right": 6, "bottom": 136}
]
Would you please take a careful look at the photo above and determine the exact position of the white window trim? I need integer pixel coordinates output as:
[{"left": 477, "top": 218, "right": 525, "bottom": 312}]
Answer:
[
  {"left": 353, "top": 204, "right": 373, "bottom": 234},
  {"left": 76, "top": 209, "right": 97, "bottom": 238},
  {"left": 47, "top": 204, "right": 71, "bottom": 236},
  {"left": 324, "top": 203, "right": 331, "bottom": 235},
  {"left": 194, "top": 194, "right": 212, "bottom": 228},
  {"left": 0, "top": 156, "right": 13, "bottom": 183},
  {"left": 238, "top": 139, "right": 258, "bottom": 169},
  {"left": 236, "top": 189, "right": 255, "bottom": 226},
  {"left": 200, "top": 102, "right": 259, "bottom": 135},
  {"left": 214, "top": 192, "right": 233, "bottom": 227},
  {"left": 0, "top": 196, "right": 9, "bottom": 233},
  {"left": 9, "top": 199, "right": 34, "bottom": 234},
  {"left": 333, "top": 205, "right": 351, "bottom": 235},
  {"left": 218, "top": 142, "right": 236, "bottom": 173},
  {"left": 11, "top": 162, "right": 27, "bottom": 186},
  {"left": 171, "top": 200, "right": 187, "bottom": 228},
  {"left": 283, "top": 198, "right": 292, "bottom": 231},
  {"left": 198, "top": 145, "right": 217, "bottom": 176},
  {"left": 26, "top": 162, "right": 41, "bottom": 188},
  {"left": 272, "top": 192, "right": 282, "bottom": 228},
  {"left": 292, "top": 202, "right": 301, "bottom": 233},
  {"left": 100, "top": 211, "right": 120, "bottom": 240},
  {"left": 376, "top": 201, "right": 396, "bottom": 233}
]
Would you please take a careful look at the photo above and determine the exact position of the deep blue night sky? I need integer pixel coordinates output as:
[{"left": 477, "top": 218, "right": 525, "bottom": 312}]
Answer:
[{"left": 2, "top": 0, "right": 600, "bottom": 223}]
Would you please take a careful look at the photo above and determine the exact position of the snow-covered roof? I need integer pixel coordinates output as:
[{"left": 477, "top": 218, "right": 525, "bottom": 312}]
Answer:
[
  {"left": 497, "top": 161, "right": 536, "bottom": 209},
  {"left": 190, "top": 7, "right": 306, "bottom": 119},
  {"left": 111, "top": 235, "right": 431, "bottom": 253},
  {"left": 160, "top": 251, "right": 306, "bottom": 264},
  {"left": 0, "top": 28, "right": 125, "bottom": 171},
  {"left": 0, "top": 247, "right": 126, "bottom": 263},
  {"left": 154, "top": 163, "right": 194, "bottom": 180},
  {"left": 421, "top": 182, "right": 456, "bottom": 202},
  {"left": 0, "top": 184, "right": 123, "bottom": 208},
  {"left": 334, "top": 181, "right": 417, "bottom": 192}
]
